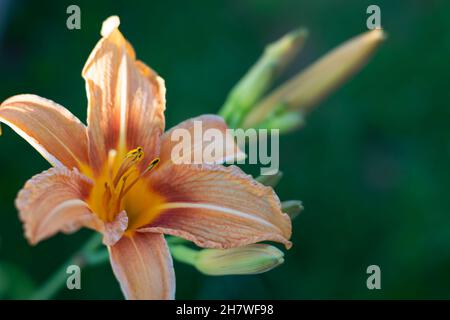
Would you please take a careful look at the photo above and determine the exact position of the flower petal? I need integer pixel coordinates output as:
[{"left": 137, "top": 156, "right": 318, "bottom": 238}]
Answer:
[
  {"left": 0, "top": 94, "right": 89, "bottom": 169},
  {"left": 15, "top": 167, "right": 97, "bottom": 245},
  {"left": 159, "top": 115, "right": 245, "bottom": 167},
  {"left": 109, "top": 232, "right": 175, "bottom": 300},
  {"left": 15, "top": 167, "right": 127, "bottom": 246},
  {"left": 82, "top": 16, "right": 165, "bottom": 174},
  {"left": 101, "top": 211, "right": 128, "bottom": 246},
  {"left": 140, "top": 164, "right": 292, "bottom": 249}
]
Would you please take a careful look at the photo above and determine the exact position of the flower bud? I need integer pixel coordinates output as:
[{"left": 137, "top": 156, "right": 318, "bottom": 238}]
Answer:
[
  {"left": 256, "top": 171, "right": 283, "bottom": 187},
  {"left": 281, "top": 200, "right": 303, "bottom": 220},
  {"left": 220, "top": 28, "right": 308, "bottom": 127},
  {"left": 242, "top": 29, "right": 385, "bottom": 129},
  {"left": 195, "top": 244, "right": 285, "bottom": 276},
  {"left": 261, "top": 111, "right": 305, "bottom": 134}
]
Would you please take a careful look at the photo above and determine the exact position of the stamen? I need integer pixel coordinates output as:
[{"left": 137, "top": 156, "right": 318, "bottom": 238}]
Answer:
[
  {"left": 143, "top": 158, "right": 160, "bottom": 175},
  {"left": 100, "top": 148, "right": 160, "bottom": 222},
  {"left": 113, "top": 176, "right": 129, "bottom": 216},
  {"left": 107, "top": 149, "right": 118, "bottom": 179},
  {"left": 117, "top": 175, "right": 129, "bottom": 203},
  {"left": 112, "top": 147, "right": 144, "bottom": 187},
  {"left": 102, "top": 182, "right": 113, "bottom": 220},
  {"left": 121, "top": 157, "right": 160, "bottom": 198}
]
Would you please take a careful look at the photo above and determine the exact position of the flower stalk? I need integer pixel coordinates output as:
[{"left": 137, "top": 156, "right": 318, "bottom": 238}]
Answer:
[{"left": 30, "top": 233, "right": 105, "bottom": 300}]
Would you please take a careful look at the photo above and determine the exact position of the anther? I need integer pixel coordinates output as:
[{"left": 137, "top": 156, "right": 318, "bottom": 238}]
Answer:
[
  {"left": 143, "top": 158, "right": 160, "bottom": 175},
  {"left": 113, "top": 147, "right": 145, "bottom": 187}
]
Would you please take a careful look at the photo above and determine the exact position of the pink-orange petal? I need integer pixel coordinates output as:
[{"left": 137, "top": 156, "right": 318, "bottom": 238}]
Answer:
[
  {"left": 16, "top": 167, "right": 95, "bottom": 245},
  {"left": 101, "top": 210, "right": 128, "bottom": 246},
  {"left": 108, "top": 232, "right": 175, "bottom": 300},
  {"left": 140, "top": 164, "right": 292, "bottom": 249},
  {"left": 0, "top": 94, "right": 89, "bottom": 169},
  {"left": 15, "top": 166, "right": 128, "bottom": 246},
  {"left": 159, "top": 115, "right": 245, "bottom": 168},
  {"left": 82, "top": 16, "right": 165, "bottom": 174}
]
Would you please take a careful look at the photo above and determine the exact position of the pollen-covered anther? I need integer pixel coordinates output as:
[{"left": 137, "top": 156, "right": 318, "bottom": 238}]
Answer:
[
  {"left": 143, "top": 158, "right": 160, "bottom": 175},
  {"left": 113, "top": 147, "right": 145, "bottom": 187}
]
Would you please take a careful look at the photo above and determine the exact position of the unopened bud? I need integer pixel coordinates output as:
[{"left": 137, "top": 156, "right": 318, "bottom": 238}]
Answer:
[
  {"left": 261, "top": 111, "right": 305, "bottom": 134},
  {"left": 195, "top": 244, "right": 285, "bottom": 276},
  {"left": 220, "top": 28, "right": 308, "bottom": 127},
  {"left": 243, "top": 29, "right": 385, "bottom": 129},
  {"left": 281, "top": 200, "right": 303, "bottom": 220},
  {"left": 256, "top": 171, "right": 283, "bottom": 187}
]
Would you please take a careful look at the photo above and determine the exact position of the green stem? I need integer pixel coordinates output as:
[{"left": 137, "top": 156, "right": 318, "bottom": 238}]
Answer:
[
  {"left": 84, "top": 249, "right": 110, "bottom": 266},
  {"left": 30, "top": 233, "right": 106, "bottom": 300}
]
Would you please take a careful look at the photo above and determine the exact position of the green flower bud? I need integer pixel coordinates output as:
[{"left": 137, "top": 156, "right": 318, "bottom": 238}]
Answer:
[
  {"left": 195, "top": 244, "right": 285, "bottom": 276},
  {"left": 219, "top": 28, "right": 308, "bottom": 127},
  {"left": 242, "top": 29, "right": 385, "bottom": 129},
  {"left": 260, "top": 111, "right": 305, "bottom": 134}
]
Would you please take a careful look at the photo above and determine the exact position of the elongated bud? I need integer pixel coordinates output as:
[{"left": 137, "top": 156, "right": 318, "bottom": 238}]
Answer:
[
  {"left": 219, "top": 28, "right": 308, "bottom": 127},
  {"left": 281, "top": 200, "right": 303, "bottom": 220},
  {"left": 242, "top": 29, "right": 385, "bottom": 129},
  {"left": 195, "top": 244, "right": 285, "bottom": 276},
  {"left": 261, "top": 111, "right": 305, "bottom": 134},
  {"left": 256, "top": 171, "right": 283, "bottom": 187}
]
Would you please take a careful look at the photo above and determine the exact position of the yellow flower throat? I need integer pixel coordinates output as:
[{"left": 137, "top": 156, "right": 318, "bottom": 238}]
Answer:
[{"left": 87, "top": 147, "right": 165, "bottom": 231}]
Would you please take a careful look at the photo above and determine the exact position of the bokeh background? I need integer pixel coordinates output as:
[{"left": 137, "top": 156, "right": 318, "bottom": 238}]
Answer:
[{"left": 0, "top": 0, "right": 449, "bottom": 299}]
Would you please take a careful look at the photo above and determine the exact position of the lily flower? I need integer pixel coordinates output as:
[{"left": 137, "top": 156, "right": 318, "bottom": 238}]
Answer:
[{"left": 0, "top": 16, "right": 292, "bottom": 299}]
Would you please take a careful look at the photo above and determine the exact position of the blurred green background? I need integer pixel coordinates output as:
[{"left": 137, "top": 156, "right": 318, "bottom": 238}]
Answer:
[{"left": 1, "top": 0, "right": 449, "bottom": 299}]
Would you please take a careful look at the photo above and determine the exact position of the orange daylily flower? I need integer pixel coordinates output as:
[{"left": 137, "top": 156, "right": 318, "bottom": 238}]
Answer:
[{"left": 0, "top": 16, "right": 292, "bottom": 299}]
